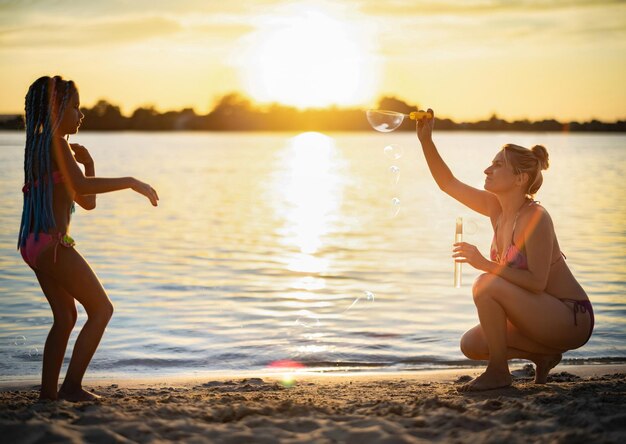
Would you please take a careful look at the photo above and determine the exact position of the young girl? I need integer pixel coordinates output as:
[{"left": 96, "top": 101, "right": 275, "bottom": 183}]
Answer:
[
  {"left": 416, "top": 109, "right": 593, "bottom": 391},
  {"left": 18, "top": 76, "right": 159, "bottom": 401}
]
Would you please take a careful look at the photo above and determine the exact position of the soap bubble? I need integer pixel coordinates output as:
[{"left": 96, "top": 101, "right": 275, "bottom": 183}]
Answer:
[
  {"left": 13, "top": 336, "right": 26, "bottom": 347},
  {"left": 464, "top": 219, "right": 479, "bottom": 236},
  {"left": 295, "top": 315, "right": 320, "bottom": 329},
  {"left": 28, "top": 347, "right": 39, "bottom": 358},
  {"left": 389, "top": 165, "right": 400, "bottom": 185},
  {"left": 383, "top": 144, "right": 403, "bottom": 160},
  {"left": 366, "top": 110, "right": 405, "bottom": 132},
  {"left": 390, "top": 197, "right": 401, "bottom": 218},
  {"left": 343, "top": 291, "right": 376, "bottom": 313}
]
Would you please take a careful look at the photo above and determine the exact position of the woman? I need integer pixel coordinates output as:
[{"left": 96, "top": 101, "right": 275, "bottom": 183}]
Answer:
[
  {"left": 18, "top": 76, "right": 159, "bottom": 401},
  {"left": 416, "top": 109, "right": 593, "bottom": 391}
]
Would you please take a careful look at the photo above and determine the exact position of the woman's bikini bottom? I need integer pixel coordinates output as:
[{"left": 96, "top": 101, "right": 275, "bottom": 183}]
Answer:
[{"left": 561, "top": 298, "right": 594, "bottom": 346}]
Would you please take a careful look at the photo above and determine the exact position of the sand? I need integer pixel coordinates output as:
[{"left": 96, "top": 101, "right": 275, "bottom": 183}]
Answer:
[{"left": 1, "top": 364, "right": 625, "bottom": 443}]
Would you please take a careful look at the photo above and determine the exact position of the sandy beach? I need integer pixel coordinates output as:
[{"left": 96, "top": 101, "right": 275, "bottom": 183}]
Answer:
[{"left": 1, "top": 364, "right": 624, "bottom": 443}]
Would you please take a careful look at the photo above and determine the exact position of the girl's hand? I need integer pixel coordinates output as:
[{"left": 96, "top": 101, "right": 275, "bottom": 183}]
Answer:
[
  {"left": 70, "top": 143, "right": 93, "bottom": 165},
  {"left": 131, "top": 178, "right": 159, "bottom": 207},
  {"left": 416, "top": 108, "right": 435, "bottom": 143},
  {"left": 453, "top": 242, "right": 489, "bottom": 271}
]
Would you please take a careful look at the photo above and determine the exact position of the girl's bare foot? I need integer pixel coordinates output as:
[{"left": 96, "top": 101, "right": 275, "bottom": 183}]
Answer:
[
  {"left": 38, "top": 393, "right": 58, "bottom": 402},
  {"left": 532, "top": 353, "right": 562, "bottom": 384},
  {"left": 58, "top": 387, "right": 102, "bottom": 402},
  {"left": 459, "top": 368, "right": 512, "bottom": 392}
]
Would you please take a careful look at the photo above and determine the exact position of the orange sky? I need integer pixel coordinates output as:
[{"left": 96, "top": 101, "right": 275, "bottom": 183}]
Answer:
[{"left": 0, "top": 0, "right": 625, "bottom": 121}]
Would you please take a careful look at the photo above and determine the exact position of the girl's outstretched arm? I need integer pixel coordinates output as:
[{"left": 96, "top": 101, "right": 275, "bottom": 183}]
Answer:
[
  {"left": 53, "top": 137, "right": 159, "bottom": 206},
  {"left": 417, "top": 109, "right": 500, "bottom": 218}
]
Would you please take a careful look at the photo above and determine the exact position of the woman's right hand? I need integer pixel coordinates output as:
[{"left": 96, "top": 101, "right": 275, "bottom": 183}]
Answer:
[
  {"left": 416, "top": 108, "right": 435, "bottom": 143},
  {"left": 131, "top": 178, "right": 159, "bottom": 206}
]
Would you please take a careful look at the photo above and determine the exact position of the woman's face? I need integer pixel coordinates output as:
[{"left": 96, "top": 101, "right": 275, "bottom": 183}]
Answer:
[
  {"left": 483, "top": 150, "right": 520, "bottom": 193},
  {"left": 56, "top": 90, "right": 84, "bottom": 135}
]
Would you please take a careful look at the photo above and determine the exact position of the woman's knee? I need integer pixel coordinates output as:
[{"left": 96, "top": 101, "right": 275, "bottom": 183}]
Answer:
[
  {"left": 460, "top": 328, "right": 487, "bottom": 360},
  {"left": 459, "top": 333, "right": 473, "bottom": 359},
  {"left": 472, "top": 273, "right": 503, "bottom": 302}
]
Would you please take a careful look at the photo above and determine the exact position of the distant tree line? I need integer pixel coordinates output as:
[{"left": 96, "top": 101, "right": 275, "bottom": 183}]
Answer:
[{"left": 1, "top": 94, "right": 624, "bottom": 132}]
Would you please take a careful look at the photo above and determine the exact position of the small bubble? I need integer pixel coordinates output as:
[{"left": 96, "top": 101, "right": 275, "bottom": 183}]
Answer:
[
  {"left": 13, "top": 336, "right": 26, "bottom": 347},
  {"left": 295, "top": 315, "right": 320, "bottom": 329},
  {"left": 344, "top": 291, "right": 375, "bottom": 313},
  {"left": 389, "top": 165, "right": 400, "bottom": 185},
  {"left": 390, "top": 198, "right": 401, "bottom": 218},
  {"left": 344, "top": 298, "right": 359, "bottom": 312},
  {"left": 383, "top": 144, "right": 403, "bottom": 160},
  {"left": 464, "top": 219, "right": 480, "bottom": 236},
  {"left": 28, "top": 347, "right": 39, "bottom": 358}
]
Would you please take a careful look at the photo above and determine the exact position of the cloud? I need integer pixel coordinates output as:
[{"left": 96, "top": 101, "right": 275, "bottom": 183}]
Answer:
[
  {"left": 0, "top": 0, "right": 281, "bottom": 24},
  {"left": 367, "top": 0, "right": 626, "bottom": 61},
  {"left": 0, "top": 16, "right": 184, "bottom": 48},
  {"left": 358, "top": 0, "right": 625, "bottom": 16}
]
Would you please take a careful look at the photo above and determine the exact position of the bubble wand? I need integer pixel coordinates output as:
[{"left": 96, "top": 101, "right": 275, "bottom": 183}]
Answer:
[{"left": 366, "top": 109, "right": 434, "bottom": 132}]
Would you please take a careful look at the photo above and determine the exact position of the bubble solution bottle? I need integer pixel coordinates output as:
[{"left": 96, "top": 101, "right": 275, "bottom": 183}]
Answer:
[{"left": 454, "top": 217, "right": 463, "bottom": 288}]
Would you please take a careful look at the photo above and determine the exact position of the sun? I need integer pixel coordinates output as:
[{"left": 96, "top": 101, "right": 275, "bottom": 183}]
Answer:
[{"left": 238, "top": 3, "right": 379, "bottom": 109}]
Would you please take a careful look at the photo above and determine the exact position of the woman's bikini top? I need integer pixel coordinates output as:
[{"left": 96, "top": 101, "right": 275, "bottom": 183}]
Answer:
[
  {"left": 22, "top": 171, "right": 65, "bottom": 193},
  {"left": 490, "top": 200, "right": 565, "bottom": 270}
]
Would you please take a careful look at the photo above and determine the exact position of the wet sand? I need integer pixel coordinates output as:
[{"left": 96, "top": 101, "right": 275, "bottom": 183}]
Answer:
[{"left": 1, "top": 364, "right": 625, "bottom": 443}]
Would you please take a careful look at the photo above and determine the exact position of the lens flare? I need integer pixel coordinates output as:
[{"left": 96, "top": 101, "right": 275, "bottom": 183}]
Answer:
[{"left": 268, "top": 360, "right": 305, "bottom": 387}]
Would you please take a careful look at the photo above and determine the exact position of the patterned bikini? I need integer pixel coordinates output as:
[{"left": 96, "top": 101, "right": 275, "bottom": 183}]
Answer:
[{"left": 490, "top": 199, "right": 594, "bottom": 345}]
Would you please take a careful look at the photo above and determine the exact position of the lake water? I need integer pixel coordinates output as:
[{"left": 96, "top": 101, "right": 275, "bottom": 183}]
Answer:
[{"left": 0, "top": 131, "right": 624, "bottom": 380}]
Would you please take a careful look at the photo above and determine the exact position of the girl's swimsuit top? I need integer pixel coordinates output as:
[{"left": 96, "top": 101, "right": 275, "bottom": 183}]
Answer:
[
  {"left": 21, "top": 170, "right": 74, "bottom": 221},
  {"left": 490, "top": 200, "right": 565, "bottom": 270},
  {"left": 22, "top": 171, "right": 65, "bottom": 193}
]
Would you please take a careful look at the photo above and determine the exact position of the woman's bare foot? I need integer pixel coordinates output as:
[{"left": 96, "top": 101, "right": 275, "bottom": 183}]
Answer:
[
  {"left": 459, "top": 368, "right": 512, "bottom": 392},
  {"left": 532, "top": 353, "right": 562, "bottom": 384},
  {"left": 58, "top": 387, "right": 102, "bottom": 402}
]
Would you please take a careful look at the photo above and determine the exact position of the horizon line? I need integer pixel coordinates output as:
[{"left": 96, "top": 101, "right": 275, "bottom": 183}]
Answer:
[{"left": 1, "top": 93, "right": 625, "bottom": 125}]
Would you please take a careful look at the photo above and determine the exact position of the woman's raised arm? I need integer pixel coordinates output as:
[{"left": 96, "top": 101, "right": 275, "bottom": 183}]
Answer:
[{"left": 417, "top": 109, "right": 500, "bottom": 218}]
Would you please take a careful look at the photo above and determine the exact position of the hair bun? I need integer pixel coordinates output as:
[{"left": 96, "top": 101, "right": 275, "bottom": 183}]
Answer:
[{"left": 531, "top": 145, "right": 549, "bottom": 170}]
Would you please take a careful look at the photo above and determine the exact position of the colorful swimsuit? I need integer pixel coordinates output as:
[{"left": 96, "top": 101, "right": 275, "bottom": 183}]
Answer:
[
  {"left": 20, "top": 171, "right": 75, "bottom": 270},
  {"left": 490, "top": 200, "right": 594, "bottom": 345}
]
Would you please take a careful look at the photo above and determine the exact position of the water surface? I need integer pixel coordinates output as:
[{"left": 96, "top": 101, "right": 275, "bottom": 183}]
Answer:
[{"left": 0, "top": 131, "right": 624, "bottom": 379}]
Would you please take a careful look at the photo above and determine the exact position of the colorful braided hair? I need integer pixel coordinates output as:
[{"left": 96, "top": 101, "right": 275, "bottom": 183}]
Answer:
[{"left": 17, "top": 76, "right": 76, "bottom": 249}]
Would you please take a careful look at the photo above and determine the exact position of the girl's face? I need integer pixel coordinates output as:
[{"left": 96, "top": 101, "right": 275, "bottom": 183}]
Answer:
[
  {"left": 56, "top": 90, "right": 84, "bottom": 135},
  {"left": 483, "top": 150, "right": 524, "bottom": 193}
]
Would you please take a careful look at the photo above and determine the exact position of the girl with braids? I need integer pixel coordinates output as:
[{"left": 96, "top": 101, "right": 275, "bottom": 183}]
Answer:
[
  {"left": 416, "top": 109, "right": 593, "bottom": 391},
  {"left": 18, "top": 76, "right": 159, "bottom": 401}
]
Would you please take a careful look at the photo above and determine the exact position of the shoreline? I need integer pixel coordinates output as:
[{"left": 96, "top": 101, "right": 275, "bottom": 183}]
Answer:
[
  {"left": 1, "top": 364, "right": 624, "bottom": 443},
  {"left": 2, "top": 362, "right": 625, "bottom": 391}
]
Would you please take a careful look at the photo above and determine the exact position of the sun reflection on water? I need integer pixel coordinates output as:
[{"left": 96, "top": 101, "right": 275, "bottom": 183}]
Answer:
[
  {"left": 268, "top": 131, "right": 347, "bottom": 342},
  {"left": 272, "top": 132, "right": 344, "bottom": 274}
]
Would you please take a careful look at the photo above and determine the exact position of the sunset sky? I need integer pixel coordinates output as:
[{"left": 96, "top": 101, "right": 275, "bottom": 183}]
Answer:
[{"left": 0, "top": 0, "right": 624, "bottom": 121}]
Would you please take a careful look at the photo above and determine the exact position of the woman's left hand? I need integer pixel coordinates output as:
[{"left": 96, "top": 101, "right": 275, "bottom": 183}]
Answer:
[
  {"left": 70, "top": 143, "right": 93, "bottom": 165},
  {"left": 453, "top": 242, "right": 489, "bottom": 271}
]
